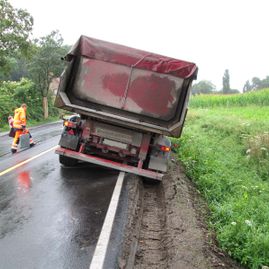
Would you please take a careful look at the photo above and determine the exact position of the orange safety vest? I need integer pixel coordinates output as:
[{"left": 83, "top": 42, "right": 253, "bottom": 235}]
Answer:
[{"left": 13, "top": 107, "right": 27, "bottom": 129}]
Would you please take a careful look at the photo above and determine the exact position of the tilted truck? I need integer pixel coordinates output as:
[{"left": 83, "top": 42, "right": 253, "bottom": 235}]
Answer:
[{"left": 55, "top": 35, "right": 198, "bottom": 181}]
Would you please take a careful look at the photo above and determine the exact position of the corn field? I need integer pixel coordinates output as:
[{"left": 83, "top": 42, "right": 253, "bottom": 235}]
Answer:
[{"left": 190, "top": 88, "right": 269, "bottom": 108}]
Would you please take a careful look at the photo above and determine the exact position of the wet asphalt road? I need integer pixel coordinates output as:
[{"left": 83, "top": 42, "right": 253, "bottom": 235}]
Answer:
[{"left": 0, "top": 122, "right": 118, "bottom": 269}]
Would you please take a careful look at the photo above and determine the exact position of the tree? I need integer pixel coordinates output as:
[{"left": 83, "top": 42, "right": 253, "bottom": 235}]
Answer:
[
  {"left": 28, "top": 30, "right": 68, "bottom": 119},
  {"left": 0, "top": 55, "right": 29, "bottom": 81},
  {"left": 0, "top": 0, "right": 33, "bottom": 74},
  {"left": 192, "top": 80, "right": 216, "bottom": 94},
  {"left": 242, "top": 76, "right": 269, "bottom": 92},
  {"left": 0, "top": 78, "right": 42, "bottom": 127},
  {"left": 252, "top": 76, "right": 269, "bottom": 90},
  {"left": 251, "top": 77, "right": 262, "bottom": 90},
  {"left": 243, "top": 80, "right": 252, "bottom": 93},
  {"left": 261, "top": 76, "right": 269, "bottom": 89},
  {"left": 222, "top": 69, "right": 231, "bottom": 94}
]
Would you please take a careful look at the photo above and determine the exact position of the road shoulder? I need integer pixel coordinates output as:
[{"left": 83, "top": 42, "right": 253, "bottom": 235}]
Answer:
[{"left": 118, "top": 158, "right": 244, "bottom": 269}]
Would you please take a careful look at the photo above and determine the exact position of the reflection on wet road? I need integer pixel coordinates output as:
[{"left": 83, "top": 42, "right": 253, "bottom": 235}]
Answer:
[{"left": 0, "top": 122, "right": 118, "bottom": 269}]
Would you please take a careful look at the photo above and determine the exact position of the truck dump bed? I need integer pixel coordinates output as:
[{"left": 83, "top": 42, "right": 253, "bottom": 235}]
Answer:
[{"left": 55, "top": 36, "right": 198, "bottom": 137}]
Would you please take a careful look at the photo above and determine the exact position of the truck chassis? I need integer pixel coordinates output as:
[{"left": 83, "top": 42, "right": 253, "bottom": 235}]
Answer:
[{"left": 55, "top": 115, "right": 171, "bottom": 181}]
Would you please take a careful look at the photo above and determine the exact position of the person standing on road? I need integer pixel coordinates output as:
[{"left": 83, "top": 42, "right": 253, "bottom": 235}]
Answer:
[{"left": 11, "top": 103, "right": 35, "bottom": 153}]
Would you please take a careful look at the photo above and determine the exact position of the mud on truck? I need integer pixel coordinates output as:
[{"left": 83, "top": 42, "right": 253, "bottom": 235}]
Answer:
[{"left": 54, "top": 35, "right": 198, "bottom": 181}]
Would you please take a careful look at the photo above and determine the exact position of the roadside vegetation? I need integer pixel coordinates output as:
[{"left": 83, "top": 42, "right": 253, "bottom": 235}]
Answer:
[
  {"left": 1, "top": 0, "right": 268, "bottom": 266},
  {"left": 0, "top": 79, "right": 59, "bottom": 130},
  {"left": 175, "top": 89, "right": 269, "bottom": 268},
  {"left": 0, "top": 0, "right": 69, "bottom": 129}
]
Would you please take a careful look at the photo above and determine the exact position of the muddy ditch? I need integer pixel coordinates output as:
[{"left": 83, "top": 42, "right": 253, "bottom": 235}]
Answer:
[{"left": 118, "top": 158, "right": 244, "bottom": 269}]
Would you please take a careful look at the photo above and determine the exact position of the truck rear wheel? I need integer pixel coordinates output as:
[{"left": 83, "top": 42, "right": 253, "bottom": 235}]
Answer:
[
  {"left": 59, "top": 155, "right": 78, "bottom": 167},
  {"left": 142, "top": 177, "right": 161, "bottom": 185}
]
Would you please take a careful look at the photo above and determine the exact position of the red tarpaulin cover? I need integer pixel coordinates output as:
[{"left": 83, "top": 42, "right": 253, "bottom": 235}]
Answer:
[{"left": 67, "top": 35, "right": 198, "bottom": 79}]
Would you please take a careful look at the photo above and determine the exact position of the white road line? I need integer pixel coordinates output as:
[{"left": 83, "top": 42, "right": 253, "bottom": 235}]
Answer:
[
  {"left": 89, "top": 171, "right": 125, "bottom": 269},
  {"left": 0, "top": 146, "right": 58, "bottom": 177}
]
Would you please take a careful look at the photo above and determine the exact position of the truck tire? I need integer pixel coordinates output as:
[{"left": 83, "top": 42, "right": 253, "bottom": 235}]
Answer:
[
  {"left": 142, "top": 177, "right": 161, "bottom": 185},
  {"left": 59, "top": 155, "right": 78, "bottom": 167}
]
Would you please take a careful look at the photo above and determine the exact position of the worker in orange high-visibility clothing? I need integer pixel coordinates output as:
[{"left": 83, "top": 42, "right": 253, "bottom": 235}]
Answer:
[{"left": 11, "top": 103, "right": 35, "bottom": 153}]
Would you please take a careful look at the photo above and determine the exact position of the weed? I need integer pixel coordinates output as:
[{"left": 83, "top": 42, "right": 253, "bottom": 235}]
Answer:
[{"left": 176, "top": 98, "right": 269, "bottom": 268}]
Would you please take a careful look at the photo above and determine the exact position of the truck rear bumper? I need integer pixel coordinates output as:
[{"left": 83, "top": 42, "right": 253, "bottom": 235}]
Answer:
[{"left": 55, "top": 147, "right": 163, "bottom": 181}]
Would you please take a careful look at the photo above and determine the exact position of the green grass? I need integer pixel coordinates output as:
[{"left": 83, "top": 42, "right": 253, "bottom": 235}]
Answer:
[{"left": 176, "top": 91, "right": 269, "bottom": 268}]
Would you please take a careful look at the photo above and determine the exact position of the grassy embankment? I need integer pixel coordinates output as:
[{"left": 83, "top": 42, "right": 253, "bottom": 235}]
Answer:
[{"left": 176, "top": 89, "right": 269, "bottom": 269}]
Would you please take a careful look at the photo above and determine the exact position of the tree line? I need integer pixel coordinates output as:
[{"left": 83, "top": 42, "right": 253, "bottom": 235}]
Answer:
[
  {"left": 243, "top": 76, "right": 269, "bottom": 93},
  {"left": 192, "top": 69, "right": 269, "bottom": 95},
  {"left": 0, "top": 0, "right": 69, "bottom": 125}
]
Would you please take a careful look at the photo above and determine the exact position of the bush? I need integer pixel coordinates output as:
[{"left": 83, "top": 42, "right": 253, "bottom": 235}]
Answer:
[{"left": 0, "top": 78, "right": 59, "bottom": 128}]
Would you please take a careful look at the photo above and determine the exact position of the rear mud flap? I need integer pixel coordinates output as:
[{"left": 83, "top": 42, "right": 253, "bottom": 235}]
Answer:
[
  {"left": 55, "top": 147, "right": 163, "bottom": 181},
  {"left": 59, "top": 133, "right": 80, "bottom": 150}
]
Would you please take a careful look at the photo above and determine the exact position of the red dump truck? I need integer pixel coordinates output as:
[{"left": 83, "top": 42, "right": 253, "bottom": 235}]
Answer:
[{"left": 55, "top": 36, "right": 198, "bottom": 181}]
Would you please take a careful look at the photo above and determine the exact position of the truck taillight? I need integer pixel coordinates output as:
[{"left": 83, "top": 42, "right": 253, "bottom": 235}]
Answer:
[
  {"left": 64, "top": 121, "right": 76, "bottom": 128},
  {"left": 160, "top": 146, "right": 170, "bottom": 152}
]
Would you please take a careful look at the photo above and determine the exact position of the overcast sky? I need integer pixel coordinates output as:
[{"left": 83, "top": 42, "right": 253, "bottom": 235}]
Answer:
[{"left": 10, "top": 0, "right": 269, "bottom": 91}]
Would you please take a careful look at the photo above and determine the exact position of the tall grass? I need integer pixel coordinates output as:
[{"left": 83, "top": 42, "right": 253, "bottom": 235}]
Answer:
[
  {"left": 190, "top": 88, "right": 269, "bottom": 108},
  {"left": 176, "top": 90, "right": 269, "bottom": 268}
]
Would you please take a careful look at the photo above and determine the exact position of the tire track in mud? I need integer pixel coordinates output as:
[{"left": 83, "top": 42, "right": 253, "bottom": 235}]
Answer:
[
  {"left": 134, "top": 183, "right": 168, "bottom": 269},
  {"left": 118, "top": 159, "right": 244, "bottom": 269}
]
